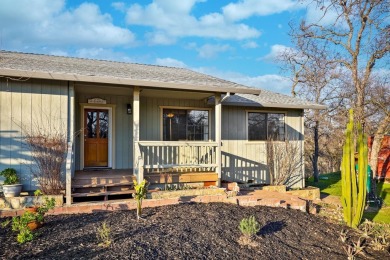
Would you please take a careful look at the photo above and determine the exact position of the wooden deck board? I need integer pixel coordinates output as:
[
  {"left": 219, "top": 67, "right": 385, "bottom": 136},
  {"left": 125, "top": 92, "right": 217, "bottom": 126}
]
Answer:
[
  {"left": 145, "top": 172, "right": 218, "bottom": 184},
  {"left": 71, "top": 190, "right": 135, "bottom": 197}
]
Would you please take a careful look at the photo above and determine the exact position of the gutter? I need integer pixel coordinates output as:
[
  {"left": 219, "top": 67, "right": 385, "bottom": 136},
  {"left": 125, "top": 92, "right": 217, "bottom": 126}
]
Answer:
[{"left": 0, "top": 68, "right": 262, "bottom": 95}]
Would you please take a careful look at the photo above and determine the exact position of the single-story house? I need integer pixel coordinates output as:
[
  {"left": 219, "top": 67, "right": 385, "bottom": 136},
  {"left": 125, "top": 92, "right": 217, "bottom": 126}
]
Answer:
[{"left": 0, "top": 51, "right": 325, "bottom": 204}]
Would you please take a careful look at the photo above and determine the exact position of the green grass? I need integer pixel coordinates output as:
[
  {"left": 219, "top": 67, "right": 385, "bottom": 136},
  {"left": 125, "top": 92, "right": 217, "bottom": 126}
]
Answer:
[
  {"left": 306, "top": 172, "right": 390, "bottom": 224},
  {"left": 306, "top": 172, "right": 342, "bottom": 196}
]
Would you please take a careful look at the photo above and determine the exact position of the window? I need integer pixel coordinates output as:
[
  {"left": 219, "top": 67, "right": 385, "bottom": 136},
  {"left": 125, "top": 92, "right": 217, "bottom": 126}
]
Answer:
[
  {"left": 163, "top": 109, "right": 209, "bottom": 141},
  {"left": 248, "top": 112, "right": 285, "bottom": 141}
]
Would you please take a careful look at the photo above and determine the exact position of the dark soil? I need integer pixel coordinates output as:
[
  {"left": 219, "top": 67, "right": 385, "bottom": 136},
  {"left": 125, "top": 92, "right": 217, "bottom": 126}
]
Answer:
[{"left": 1, "top": 203, "right": 389, "bottom": 259}]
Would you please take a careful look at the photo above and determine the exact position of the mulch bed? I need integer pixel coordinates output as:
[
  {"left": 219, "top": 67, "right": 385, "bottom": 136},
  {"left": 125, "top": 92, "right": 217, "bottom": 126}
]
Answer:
[{"left": 1, "top": 203, "right": 389, "bottom": 259}]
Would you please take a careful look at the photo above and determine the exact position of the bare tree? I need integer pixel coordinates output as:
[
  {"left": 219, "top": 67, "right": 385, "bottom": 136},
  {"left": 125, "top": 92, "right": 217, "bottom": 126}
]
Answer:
[
  {"left": 279, "top": 35, "right": 343, "bottom": 182},
  {"left": 266, "top": 139, "right": 303, "bottom": 186},
  {"left": 281, "top": 0, "right": 389, "bottom": 178},
  {"left": 297, "top": 0, "right": 389, "bottom": 126},
  {"left": 365, "top": 75, "right": 390, "bottom": 177}
]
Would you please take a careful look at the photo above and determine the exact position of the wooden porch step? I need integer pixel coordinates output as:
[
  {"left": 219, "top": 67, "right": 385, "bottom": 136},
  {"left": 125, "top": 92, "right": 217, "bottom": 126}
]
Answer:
[
  {"left": 72, "top": 178, "right": 135, "bottom": 186},
  {"left": 71, "top": 181, "right": 134, "bottom": 189},
  {"left": 71, "top": 190, "right": 135, "bottom": 198}
]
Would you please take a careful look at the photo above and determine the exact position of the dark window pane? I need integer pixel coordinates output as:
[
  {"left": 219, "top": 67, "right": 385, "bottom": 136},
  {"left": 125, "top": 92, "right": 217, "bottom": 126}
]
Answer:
[
  {"left": 86, "top": 111, "right": 97, "bottom": 138},
  {"left": 163, "top": 109, "right": 209, "bottom": 141},
  {"left": 268, "top": 113, "right": 285, "bottom": 141},
  {"left": 248, "top": 112, "right": 266, "bottom": 140},
  {"left": 99, "top": 111, "right": 109, "bottom": 138},
  {"left": 187, "top": 110, "right": 208, "bottom": 140}
]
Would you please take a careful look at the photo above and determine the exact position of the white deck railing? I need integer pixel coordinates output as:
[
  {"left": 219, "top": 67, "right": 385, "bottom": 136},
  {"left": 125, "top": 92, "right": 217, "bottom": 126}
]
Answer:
[{"left": 136, "top": 141, "right": 218, "bottom": 173}]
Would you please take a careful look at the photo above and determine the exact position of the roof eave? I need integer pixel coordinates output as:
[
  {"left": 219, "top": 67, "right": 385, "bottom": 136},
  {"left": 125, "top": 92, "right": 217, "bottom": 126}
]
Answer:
[
  {"left": 222, "top": 101, "right": 327, "bottom": 110},
  {"left": 0, "top": 68, "right": 261, "bottom": 95}
]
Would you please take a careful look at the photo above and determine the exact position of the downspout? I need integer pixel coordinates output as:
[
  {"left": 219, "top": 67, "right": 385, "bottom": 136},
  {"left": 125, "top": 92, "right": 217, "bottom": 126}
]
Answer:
[{"left": 221, "top": 92, "right": 231, "bottom": 102}]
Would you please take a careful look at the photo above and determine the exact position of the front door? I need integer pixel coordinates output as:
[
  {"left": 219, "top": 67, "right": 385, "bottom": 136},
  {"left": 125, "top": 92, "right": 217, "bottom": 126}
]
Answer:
[{"left": 84, "top": 109, "right": 109, "bottom": 167}]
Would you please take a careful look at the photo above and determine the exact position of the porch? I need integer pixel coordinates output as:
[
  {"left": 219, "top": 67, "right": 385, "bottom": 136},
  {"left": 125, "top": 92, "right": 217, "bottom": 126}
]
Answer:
[
  {"left": 66, "top": 84, "right": 224, "bottom": 204},
  {"left": 71, "top": 167, "right": 218, "bottom": 202}
]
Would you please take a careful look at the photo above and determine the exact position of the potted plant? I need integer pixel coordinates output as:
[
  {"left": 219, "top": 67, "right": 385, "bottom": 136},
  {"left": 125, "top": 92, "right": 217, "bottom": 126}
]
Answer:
[
  {"left": 11, "top": 195, "right": 55, "bottom": 243},
  {"left": 0, "top": 168, "right": 22, "bottom": 197}
]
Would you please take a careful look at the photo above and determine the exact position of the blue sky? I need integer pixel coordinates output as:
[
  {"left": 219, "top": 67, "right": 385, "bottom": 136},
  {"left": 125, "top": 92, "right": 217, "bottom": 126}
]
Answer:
[{"left": 0, "top": 0, "right": 319, "bottom": 94}]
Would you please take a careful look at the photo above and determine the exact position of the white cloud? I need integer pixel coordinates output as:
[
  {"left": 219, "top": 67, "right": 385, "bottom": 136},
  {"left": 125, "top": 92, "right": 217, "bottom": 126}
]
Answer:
[
  {"left": 261, "top": 44, "right": 295, "bottom": 62},
  {"left": 194, "top": 67, "right": 292, "bottom": 94},
  {"left": 74, "top": 48, "right": 134, "bottom": 62},
  {"left": 234, "top": 74, "right": 292, "bottom": 94},
  {"left": 125, "top": 0, "right": 260, "bottom": 43},
  {"left": 0, "top": 0, "right": 135, "bottom": 50},
  {"left": 305, "top": 1, "right": 346, "bottom": 27},
  {"left": 145, "top": 31, "right": 177, "bottom": 45},
  {"left": 111, "top": 2, "right": 126, "bottom": 12},
  {"left": 198, "top": 44, "right": 231, "bottom": 59},
  {"left": 222, "top": 0, "right": 301, "bottom": 21},
  {"left": 155, "top": 58, "right": 187, "bottom": 68},
  {"left": 242, "top": 41, "right": 259, "bottom": 49}
]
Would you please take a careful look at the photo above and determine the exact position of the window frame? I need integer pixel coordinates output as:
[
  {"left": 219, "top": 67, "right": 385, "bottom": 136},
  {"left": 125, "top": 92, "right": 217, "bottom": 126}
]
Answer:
[
  {"left": 160, "top": 106, "right": 212, "bottom": 141},
  {"left": 246, "top": 110, "right": 287, "bottom": 142}
]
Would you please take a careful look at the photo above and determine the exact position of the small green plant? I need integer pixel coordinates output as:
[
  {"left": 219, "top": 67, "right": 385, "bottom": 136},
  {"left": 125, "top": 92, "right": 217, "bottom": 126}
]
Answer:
[
  {"left": 34, "top": 189, "right": 43, "bottom": 197},
  {"left": 11, "top": 211, "right": 36, "bottom": 244},
  {"left": 11, "top": 196, "right": 55, "bottom": 243},
  {"left": 96, "top": 221, "right": 111, "bottom": 247},
  {"left": 360, "top": 221, "right": 390, "bottom": 251},
  {"left": 340, "top": 229, "right": 349, "bottom": 243},
  {"left": 343, "top": 237, "right": 366, "bottom": 260},
  {"left": 0, "top": 168, "right": 19, "bottom": 185},
  {"left": 133, "top": 179, "right": 148, "bottom": 220},
  {"left": 1, "top": 219, "right": 11, "bottom": 228},
  {"left": 359, "top": 219, "right": 373, "bottom": 238},
  {"left": 35, "top": 197, "right": 55, "bottom": 222},
  {"left": 239, "top": 216, "right": 260, "bottom": 238}
]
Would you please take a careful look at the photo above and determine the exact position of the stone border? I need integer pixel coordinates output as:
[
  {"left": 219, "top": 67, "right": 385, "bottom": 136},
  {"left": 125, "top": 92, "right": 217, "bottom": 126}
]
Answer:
[
  {"left": 147, "top": 188, "right": 226, "bottom": 199},
  {"left": 286, "top": 186, "right": 321, "bottom": 200},
  {"left": 0, "top": 195, "right": 63, "bottom": 210},
  {"left": 0, "top": 192, "right": 307, "bottom": 218}
]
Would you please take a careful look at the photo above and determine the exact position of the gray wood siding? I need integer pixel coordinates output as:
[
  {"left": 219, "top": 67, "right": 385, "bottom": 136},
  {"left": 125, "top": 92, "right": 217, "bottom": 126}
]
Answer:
[
  {"left": 0, "top": 78, "right": 68, "bottom": 191},
  {"left": 74, "top": 88, "right": 133, "bottom": 170},
  {"left": 221, "top": 106, "right": 304, "bottom": 188}
]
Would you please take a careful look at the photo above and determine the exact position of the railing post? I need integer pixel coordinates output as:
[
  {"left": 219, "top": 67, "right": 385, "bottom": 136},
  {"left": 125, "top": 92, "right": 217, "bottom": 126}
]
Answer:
[
  {"left": 215, "top": 93, "right": 222, "bottom": 187},
  {"left": 65, "top": 142, "right": 73, "bottom": 206},
  {"left": 133, "top": 86, "right": 142, "bottom": 182}
]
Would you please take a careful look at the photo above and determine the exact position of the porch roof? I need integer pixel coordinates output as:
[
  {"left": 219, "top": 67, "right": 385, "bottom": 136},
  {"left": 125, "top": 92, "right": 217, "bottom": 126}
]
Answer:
[
  {"left": 214, "top": 90, "right": 327, "bottom": 110},
  {"left": 0, "top": 51, "right": 260, "bottom": 95}
]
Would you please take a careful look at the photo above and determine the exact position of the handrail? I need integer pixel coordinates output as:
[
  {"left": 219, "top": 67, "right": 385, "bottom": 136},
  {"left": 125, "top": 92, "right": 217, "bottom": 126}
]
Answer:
[
  {"left": 137, "top": 141, "right": 218, "bottom": 146},
  {"left": 136, "top": 140, "right": 217, "bottom": 173}
]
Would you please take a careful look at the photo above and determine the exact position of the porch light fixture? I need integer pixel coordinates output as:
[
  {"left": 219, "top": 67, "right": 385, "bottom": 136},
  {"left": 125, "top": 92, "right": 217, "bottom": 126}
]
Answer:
[
  {"left": 127, "top": 104, "right": 132, "bottom": 115},
  {"left": 166, "top": 112, "right": 174, "bottom": 141}
]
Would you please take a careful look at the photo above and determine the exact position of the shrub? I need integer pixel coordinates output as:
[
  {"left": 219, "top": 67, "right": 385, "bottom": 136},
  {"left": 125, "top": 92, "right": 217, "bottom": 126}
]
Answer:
[
  {"left": 0, "top": 168, "right": 19, "bottom": 185},
  {"left": 24, "top": 126, "right": 67, "bottom": 195},
  {"left": 11, "top": 196, "right": 55, "bottom": 243},
  {"left": 266, "top": 139, "right": 303, "bottom": 185},
  {"left": 239, "top": 216, "right": 260, "bottom": 238},
  {"left": 12, "top": 211, "right": 36, "bottom": 244}
]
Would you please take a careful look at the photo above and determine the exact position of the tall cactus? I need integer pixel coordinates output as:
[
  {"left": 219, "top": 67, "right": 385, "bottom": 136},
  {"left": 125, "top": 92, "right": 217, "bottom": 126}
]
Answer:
[{"left": 341, "top": 109, "right": 368, "bottom": 228}]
